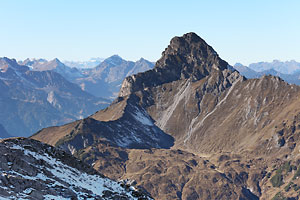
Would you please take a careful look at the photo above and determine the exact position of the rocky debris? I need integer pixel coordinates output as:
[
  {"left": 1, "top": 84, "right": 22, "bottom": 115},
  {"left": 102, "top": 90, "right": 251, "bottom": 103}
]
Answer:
[{"left": 0, "top": 137, "right": 152, "bottom": 200}]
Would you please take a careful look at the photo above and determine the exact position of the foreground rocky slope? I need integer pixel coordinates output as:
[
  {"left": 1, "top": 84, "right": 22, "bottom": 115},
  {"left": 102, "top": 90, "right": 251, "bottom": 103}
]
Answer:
[
  {"left": 0, "top": 137, "right": 152, "bottom": 199},
  {"left": 32, "top": 33, "right": 300, "bottom": 199}
]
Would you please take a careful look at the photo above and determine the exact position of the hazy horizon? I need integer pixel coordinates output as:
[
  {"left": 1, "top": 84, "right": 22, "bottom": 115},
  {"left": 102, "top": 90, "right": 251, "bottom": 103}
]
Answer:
[{"left": 6, "top": 56, "right": 300, "bottom": 67}]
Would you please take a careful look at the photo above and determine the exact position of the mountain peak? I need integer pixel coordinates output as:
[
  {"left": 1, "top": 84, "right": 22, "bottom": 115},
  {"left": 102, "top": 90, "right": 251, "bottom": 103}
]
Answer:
[
  {"left": 119, "top": 32, "right": 235, "bottom": 97},
  {"left": 0, "top": 57, "right": 17, "bottom": 66},
  {"left": 51, "top": 58, "right": 63, "bottom": 65},
  {"left": 155, "top": 32, "right": 225, "bottom": 71},
  {"left": 137, "top": 57, "right": 146, "bottom": 62},
  {"left": 96, "top": 55, "right": 126, "bottom": 69},
  {"left": 106, "top": 55, "right": 123, "bottom": 61},
  {"left": 0, "top": 57, "right": 29, "bottom": 72}
]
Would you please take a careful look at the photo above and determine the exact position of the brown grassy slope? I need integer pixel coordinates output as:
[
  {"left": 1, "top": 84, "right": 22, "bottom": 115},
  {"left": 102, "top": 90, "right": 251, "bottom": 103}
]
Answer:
[{"left": 142, "top": 75, "right": 300, "bottom": 157}]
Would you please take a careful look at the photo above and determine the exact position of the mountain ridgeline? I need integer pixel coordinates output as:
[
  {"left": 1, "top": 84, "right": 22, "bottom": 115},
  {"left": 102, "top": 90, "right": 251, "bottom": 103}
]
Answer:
[
  {"left": 0, "top": 55, "right": 153, "bottom": 137},
  {"left": 21, "top": 56, "right": 155, "bottom": 100},
  {"left": 32, "top": 32, "right": 300, "bottom": 199},
  {"left": 234, "top": 61, "right": 300, "bottom": 85},
  {"left": 0, "top": 57, "right": 109, "bottom": 137}
]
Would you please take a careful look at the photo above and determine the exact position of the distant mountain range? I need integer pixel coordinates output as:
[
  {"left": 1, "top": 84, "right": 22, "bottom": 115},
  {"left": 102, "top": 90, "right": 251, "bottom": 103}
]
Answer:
[
  {"left": 0, "top": 57, "right": 109, "bottom": 137},
  {"left": 234, "top": 61, "right": 300, "bottom": 85},
  {"left": 63, "top": 57, "right": 105, "bottom": 69},
  {"left": 20, "top": 55, "right": 154, "bottom": 100},
  {"left": 0, "top": 56, "right": 153, "bottom": 138},
  {"left": 76, "top": 55, "right": 154, "bottom": 99},
  {"left": 248, "top": 60, "right": 300, "bottom": 74},
  {"left": 19, "top": 58, "right": 85, "bottom": 81}
]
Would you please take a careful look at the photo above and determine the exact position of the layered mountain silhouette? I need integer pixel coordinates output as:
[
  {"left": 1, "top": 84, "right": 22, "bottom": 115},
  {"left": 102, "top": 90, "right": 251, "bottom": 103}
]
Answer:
[
  {"left": 0, "top": 57, "right": 109, "bottom": 137},
  {"left": 32, "top": 33, "right": 300, "bottom": 199},
  {"left": 63, "top": 57, "right": 104, "bottom": 69},
  {"left": 248, "top": 60, "right": 300, "bottom": 74},
  {"left": 20, "top": 56, "right": 154, "bottom": 100},
  {"left": 75, "top": 55, "right": 154, "bottom": 99},
  {"left": 20, "top": 58, "right": 85, "bottom": 81},
  {"left": 234, "top": 62, "right": 300, "bottom": 85}
]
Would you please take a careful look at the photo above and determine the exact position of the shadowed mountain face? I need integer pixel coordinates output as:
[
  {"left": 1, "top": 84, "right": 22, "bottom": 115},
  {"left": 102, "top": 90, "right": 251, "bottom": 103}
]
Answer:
[
  {"left": 32, "top": 33, "right": 300, "bottom": 199},
  {"left": 0, "top": 57, "right": 109, "bottom": 137}
]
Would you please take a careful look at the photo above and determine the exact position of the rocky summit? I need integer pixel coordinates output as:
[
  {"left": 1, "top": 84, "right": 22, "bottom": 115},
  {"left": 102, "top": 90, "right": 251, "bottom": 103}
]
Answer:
[{"left": 32, "top": 32, "right": 300, "bottom": 199}]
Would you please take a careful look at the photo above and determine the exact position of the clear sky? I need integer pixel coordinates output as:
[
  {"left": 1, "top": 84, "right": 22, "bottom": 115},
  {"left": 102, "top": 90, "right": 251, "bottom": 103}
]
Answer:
[{"left": 0, "top": 0, "right": 299, "bottom": 65}]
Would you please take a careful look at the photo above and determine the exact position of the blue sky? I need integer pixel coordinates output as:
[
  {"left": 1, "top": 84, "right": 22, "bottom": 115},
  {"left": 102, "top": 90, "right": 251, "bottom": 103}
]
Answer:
[{"left": 0, "top": 0, "right": 299, "bottom": 65}]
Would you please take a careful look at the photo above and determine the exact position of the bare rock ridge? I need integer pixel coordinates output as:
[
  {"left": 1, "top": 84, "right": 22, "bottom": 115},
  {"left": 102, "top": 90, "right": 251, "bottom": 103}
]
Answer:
[
  {"left": 0, "top": 137, "right": 152, "bottom": 199},
  {"left": 33, "top": 93, "right": 174, "bottom": 154},
  {"left": 32, "top": 33, "right": 300, "bottom": 199}
]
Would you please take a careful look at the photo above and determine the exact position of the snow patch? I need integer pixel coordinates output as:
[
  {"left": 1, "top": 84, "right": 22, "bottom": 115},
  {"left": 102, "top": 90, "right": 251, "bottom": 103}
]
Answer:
[
  {"left": 5, "top": 143, "right": 144, "bottom": 199},
  {"left": 132, "top": 108, "right": 153, "bottom": 126}
]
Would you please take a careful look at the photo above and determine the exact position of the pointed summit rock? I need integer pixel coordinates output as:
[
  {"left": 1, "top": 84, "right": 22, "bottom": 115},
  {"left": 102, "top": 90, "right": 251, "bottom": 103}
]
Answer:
[
  {"left": 119, "top": 32, "right": 239, "bottom": 97},
  {"left": 156, "top": 32, "right": 227, "bottom": 72}
]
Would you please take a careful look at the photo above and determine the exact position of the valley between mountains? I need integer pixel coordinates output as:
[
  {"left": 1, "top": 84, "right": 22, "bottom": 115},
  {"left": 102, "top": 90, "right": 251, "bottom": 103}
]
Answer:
[{"left": 4, "top": 32, "right": 300, "bottom": 199}]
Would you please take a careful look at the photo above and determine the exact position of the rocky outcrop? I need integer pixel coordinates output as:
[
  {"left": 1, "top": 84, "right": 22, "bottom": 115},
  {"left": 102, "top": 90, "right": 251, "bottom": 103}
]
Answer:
[
  {"left": 0, "top": 137, "right": 152, "bottom": 199},
  {"left": 119, "top": 32, "right": 237, "bottom": 97}
]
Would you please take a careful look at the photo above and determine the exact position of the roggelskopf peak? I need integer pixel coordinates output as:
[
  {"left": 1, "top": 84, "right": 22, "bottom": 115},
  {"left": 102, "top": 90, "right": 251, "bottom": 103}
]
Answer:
[{"left": 33, "top": 33, "right": 300, "bottom": 199}]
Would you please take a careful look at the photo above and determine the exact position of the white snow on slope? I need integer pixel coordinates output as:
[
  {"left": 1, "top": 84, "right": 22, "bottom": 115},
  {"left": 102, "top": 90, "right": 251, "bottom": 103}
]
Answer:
[
  {"left": 3, "top": 144, "right": 145, "bottom": 200},
  {"left": 132, "top": 107, "right": 153, "bottom": 126}
]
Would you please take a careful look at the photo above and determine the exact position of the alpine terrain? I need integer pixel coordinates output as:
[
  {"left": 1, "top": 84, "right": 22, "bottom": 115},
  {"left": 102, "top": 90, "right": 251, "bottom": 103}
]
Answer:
[
  {"left": 32, "top": 32, "right": 300, "bottom": 199},
  {"left": 0, "top": 137, "right": 152, "bottom": 199}
]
